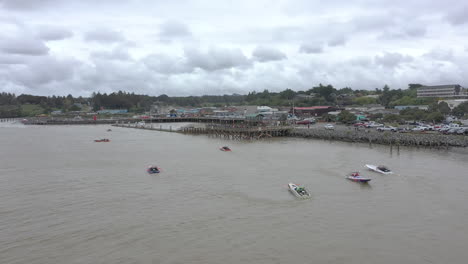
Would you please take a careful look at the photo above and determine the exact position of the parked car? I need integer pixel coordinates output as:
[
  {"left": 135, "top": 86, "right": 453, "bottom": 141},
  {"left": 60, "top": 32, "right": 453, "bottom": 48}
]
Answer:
[
  {"left": 445, "top": 128, "right": 461, "bottom": 134},
  {"left": 365, "top": 122, "right": 384, "bottom": 128},
  {"left": 412, "top": 126, "right": 428, "bottom": 132},
  {"left": 324, "top": 124, "right": 335, "bottom": 130},
  {"left": 456, "top": 127, "right": 468, "bottom": 135},
  {"left": 296, "top": 118, "right": 316, "bottom": 125},
  {"left": 377, "top": 126, "right": 397, "bottom": 132},
  {"left": 353, "top": 122, "right": 366, "bottom": 127}
]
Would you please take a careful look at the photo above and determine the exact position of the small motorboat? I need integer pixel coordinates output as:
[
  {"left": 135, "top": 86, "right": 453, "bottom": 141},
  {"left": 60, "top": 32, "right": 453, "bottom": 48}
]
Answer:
[
  {"left": 107, "top": 129, "right": 112, "bottom": 132},
  {"left": 346, "top": 172, "right": 371, "bottom": 183},
  {"left": 288, "top": 183, "right": 311, "bottom": 198},
  {"left": 365, "top": 164, "right": 393, "bottom": 175},
  {"left": 147, "top": 166, "right": 161, "bottom": 174},
  {"left": 220, "top": 146, "right": 231, "bottom": 152},
  {"left": 94, "top": 139, "right": 110, "bottom": 142}
]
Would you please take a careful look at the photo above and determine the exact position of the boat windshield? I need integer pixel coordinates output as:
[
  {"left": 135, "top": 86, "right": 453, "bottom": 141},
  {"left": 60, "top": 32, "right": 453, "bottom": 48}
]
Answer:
[{"left": 378, "top": 166, "right": 389, "bottom": 172}]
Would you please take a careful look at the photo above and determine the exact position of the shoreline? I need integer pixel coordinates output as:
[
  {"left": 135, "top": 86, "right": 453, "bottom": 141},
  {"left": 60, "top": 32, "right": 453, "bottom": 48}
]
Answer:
[{"left": 290, "top": 126, "right": 468, "bottom": 148}]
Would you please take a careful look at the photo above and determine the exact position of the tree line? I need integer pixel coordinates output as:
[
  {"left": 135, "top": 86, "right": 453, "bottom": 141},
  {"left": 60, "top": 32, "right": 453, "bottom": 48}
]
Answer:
[{"left": 1, "top": 83, "right": 468, "bottom": 119}]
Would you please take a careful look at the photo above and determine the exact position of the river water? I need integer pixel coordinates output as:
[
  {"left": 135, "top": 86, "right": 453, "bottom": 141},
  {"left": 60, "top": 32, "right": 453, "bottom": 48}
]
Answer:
[{"left": 1, "top": 124, "right": 468, "bottom": 264}]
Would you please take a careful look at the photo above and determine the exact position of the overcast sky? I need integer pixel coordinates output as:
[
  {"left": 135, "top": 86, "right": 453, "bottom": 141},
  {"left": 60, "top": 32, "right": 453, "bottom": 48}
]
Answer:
[{"left": 1, "top": 0, "right": 467, "bottom": 96}]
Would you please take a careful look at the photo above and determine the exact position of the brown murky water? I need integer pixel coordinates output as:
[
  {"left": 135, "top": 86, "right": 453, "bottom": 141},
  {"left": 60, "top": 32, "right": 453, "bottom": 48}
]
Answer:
[{"left": 1, "top": 124, "right": 467, "bottom": 264}]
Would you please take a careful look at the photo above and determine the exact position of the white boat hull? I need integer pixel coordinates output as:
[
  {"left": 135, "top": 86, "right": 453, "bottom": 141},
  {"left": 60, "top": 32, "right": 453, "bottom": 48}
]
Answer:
[
  {"left": 288, "top": 183, "right": 310, "bottom": 198},
  {"left": 365, "top": 164, "right": 393, "bottom": 175},
  {"left": 346, "top": 176, "right": 371, "bottom": 183}
]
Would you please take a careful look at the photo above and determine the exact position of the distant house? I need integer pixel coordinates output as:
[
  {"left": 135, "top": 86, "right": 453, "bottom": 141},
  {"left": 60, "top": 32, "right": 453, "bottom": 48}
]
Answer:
[
  {"left": 234, "top": 105, "right": 257, "bottom": 116},
  {"left": 199, "top": 107, "right": 215, "bottom": 116},
  {"left": 291, "top": 106, "right": 337, "bottom": 117},
  {"left": 417, "top": 84, "right": 468, "bottom": 98},
  {"left": 213, "top": 110, "right": 231, "bottom": 117},
  {"left": 394, "top": 105, "right": 429, "bottom": 111}
]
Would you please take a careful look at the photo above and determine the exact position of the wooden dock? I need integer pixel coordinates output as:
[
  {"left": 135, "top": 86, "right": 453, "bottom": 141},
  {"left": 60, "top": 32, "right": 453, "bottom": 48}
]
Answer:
[
  {"left": 112, "top": 123, "right": 292, "bottom": 140},
  {"left": 181, "top": 125, "right": 292, "bottom": 140}
]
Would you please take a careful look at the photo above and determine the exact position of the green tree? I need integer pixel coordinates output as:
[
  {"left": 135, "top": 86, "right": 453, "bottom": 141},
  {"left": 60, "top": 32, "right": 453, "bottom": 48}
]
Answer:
[
  {"left": 426, "top": 112, "right": 444, "bottom": 123},
  {"left": 337, "top": 110, "right": 356, "bottom": 124},
  {"left": 438, "top": 102, "right": 451, "bottom": 115},
  {"left": 353, "top": 97, "right": 377, "bottom": 105},
  {"left": 279, "top": 89, "right": 296, "bottom": 100},
  {"left": 452, "top": 102, "right": 468, "bottom": 117}
]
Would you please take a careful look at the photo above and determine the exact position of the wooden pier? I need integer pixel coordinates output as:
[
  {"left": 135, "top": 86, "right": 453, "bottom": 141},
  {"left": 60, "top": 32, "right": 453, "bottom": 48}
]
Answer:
[
  {"left": 181, "top": 125, "right": 292, "bottom": 140},
  {"left": 112, "top": 123, "right": 292, "bottom": 140}
]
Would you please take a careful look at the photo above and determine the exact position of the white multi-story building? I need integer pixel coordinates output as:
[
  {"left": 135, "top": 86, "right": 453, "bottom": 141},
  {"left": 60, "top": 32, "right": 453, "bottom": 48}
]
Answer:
[{"left": 417, "top": 84, "right": 467, "bottom": 98}]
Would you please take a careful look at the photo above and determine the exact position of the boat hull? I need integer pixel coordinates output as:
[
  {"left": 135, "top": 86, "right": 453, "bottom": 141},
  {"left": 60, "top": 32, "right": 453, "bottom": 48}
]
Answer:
[
  {"left": 288, "top": 183, "right": 310, "bottom": 198},
  {"left": 365, "top": 164, "right": 392, "bottom": 175},
  {"left": 346, "top": 176, "right": 371, "bottom": 183},
  {"left": 147, "top": 167, "right": 160, "bottom": 174}
]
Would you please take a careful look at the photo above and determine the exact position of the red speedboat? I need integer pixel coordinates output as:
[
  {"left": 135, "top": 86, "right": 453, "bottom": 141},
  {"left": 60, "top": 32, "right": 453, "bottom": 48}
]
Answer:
[
  {"left": 346, "top": 172, "right": 371, "bottom": 183},
  {"left": 220, "top": 146, "right": 231, "bottom": 151}
]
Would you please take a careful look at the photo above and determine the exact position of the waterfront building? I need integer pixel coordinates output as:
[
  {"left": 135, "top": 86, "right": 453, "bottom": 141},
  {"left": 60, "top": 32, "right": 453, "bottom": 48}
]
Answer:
[{"left": 417, "top": 84, "right": 467, "bottom": 98}]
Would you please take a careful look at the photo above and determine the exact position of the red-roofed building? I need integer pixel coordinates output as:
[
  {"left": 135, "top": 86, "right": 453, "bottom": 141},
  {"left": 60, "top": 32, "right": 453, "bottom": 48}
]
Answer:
[{"left": 290, "top": 106, "right": 337, "bottom": 117}]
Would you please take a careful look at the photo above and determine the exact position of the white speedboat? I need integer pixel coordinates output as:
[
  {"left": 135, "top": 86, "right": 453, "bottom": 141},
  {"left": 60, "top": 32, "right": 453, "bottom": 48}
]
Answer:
[
  {"left": 288, "top": 183, "right": 310, "bottom": 198},
  {"left": 365, "top": 164, "right": 393, "bottom": 175},
  {"left": 346, "top": 172, "right": 371, "bottom": 183}
]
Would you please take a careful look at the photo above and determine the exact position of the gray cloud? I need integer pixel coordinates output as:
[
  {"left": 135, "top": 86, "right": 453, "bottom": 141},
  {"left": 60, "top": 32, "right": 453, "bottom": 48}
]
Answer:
[
  {"left": 0, "top": 0, "right": 58, "bottom": 11},
  {"left": 37, "top": 25, "right": 73, "bottom": 41},
  {"left": 91, "top": 47, "right": 131, "bottom": 61},
  {"left": 423, "top": 48, "right": 454, "bottom": 61},
  {"left": 299, "top": 43, "right": 324, "bottom": 54},
  {"left": 327, "top": 35, "right": 346, "bottom": 47},
  {"left": 158, "top": 20, "right": 192, "bottom": 42},
  {"left": 0, "top": 54, "right": 28, "bottom": 64},
  {"left": 379, "top": 23, "right": 427, "bottom": 40},
  {"left": 1, "top": 0, "right": 468, "bottom": 96},
  {"left": 143, "top": 54, "right": 191, "bottom": 74},
  {"left": 445, "top": 6, "right": 468, "bottom": 25},
  {"left": 0, "top": 36, "right": 49, "bottom": 55},
  {"left": 8, "top": 56, "right": 78, "bottom": 87},
  {"left": 84, "top": 28, "right": 125, "bottom": 43},
  {"left": 185, "top": 47, "right": 250, "bottom": 71},
  {"left": 252, "top": 46, "right": 287, "bottom": 62},
  {"left": 375, "top": 52, "right": 413, "bottom": 68}
]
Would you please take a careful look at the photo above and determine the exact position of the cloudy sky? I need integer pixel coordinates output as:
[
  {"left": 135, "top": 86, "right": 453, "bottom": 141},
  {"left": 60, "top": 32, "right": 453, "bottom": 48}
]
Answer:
[{"left": 1, "top": 0, "right": 467, "bottom": 96}]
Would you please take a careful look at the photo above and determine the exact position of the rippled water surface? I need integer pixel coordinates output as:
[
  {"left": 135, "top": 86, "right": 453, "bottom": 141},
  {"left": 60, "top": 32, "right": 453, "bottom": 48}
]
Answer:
[{"left": 1, "top": 124, "right": 467, "bottom": 264}]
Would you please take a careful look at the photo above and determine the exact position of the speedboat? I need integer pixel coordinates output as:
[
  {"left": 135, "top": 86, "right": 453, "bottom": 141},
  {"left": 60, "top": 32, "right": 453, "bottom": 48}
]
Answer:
[
  {"left": 288, "top": 183, "right": 311, "bottom": 198},
  {"left": 365, "top": 164, "right": 393, "bottom": 175},
  {"left": 346, "top": 172, "right": 371, "bottom": 183},
  {"left": 147, "top": 166, "right": 160, "bottom": 174},
  {"left": 94, "top": 139, "right": 110, "bottom": 142},
  {"left": 107, "top": 129, "right": 112, "bottom": 132},
  {"left": 220, "top": 146, "right": 231, "bottom": 152}
]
